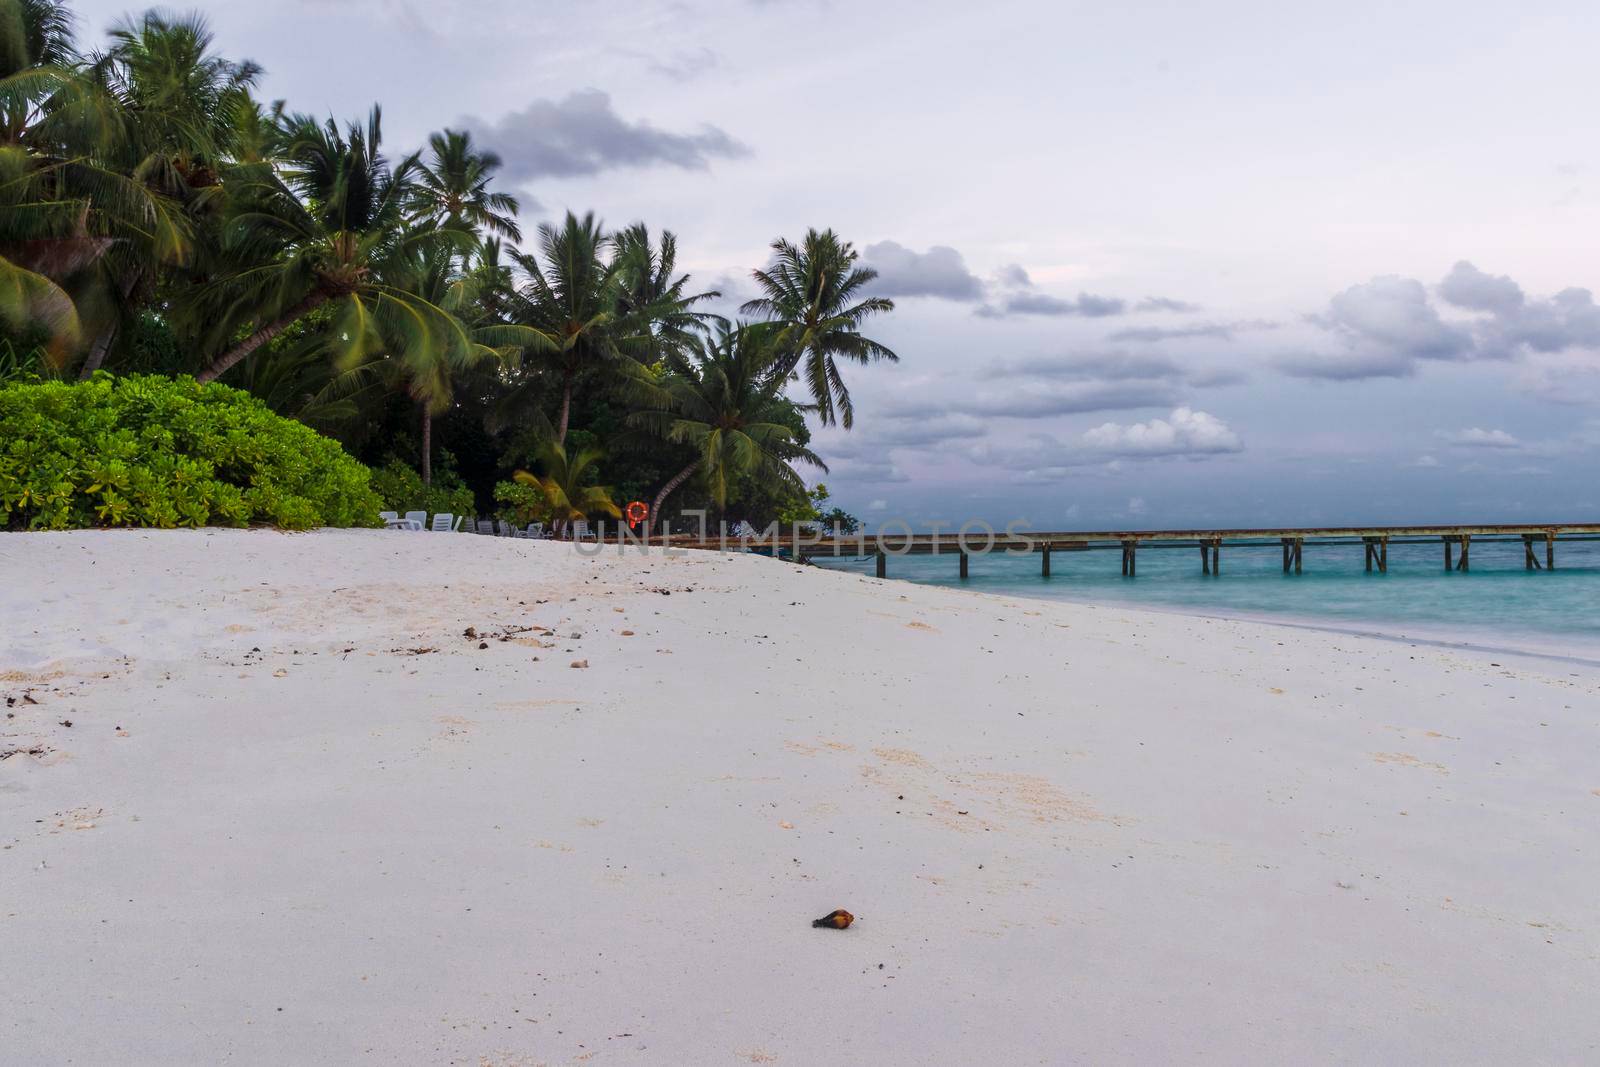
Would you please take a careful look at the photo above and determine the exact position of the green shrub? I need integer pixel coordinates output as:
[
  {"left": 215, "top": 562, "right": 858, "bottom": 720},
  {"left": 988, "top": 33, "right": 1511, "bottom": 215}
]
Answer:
[
  {"left": 493, "top": 479, "right": 552, "bottom": 525},
  {"left": 0, "top": 374, "right": 383, "bottom": 531},
  {"left": 368, "top": 454, "right": 475, "bottom": 519}
]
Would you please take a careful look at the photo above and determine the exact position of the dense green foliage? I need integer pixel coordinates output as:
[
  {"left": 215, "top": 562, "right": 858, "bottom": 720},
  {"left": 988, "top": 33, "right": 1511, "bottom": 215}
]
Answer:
[
  {"left": 0, "top": 374, "right": 382, "bottom": 529},
  {"left": 0, "top": 0, "right": 899, "bottom": 528},
  {"left": 493, "top": 479, "right": 551, "bottom": 526},
  {"left": 368, "top": 453, "right": 473, "bottom": 519}
]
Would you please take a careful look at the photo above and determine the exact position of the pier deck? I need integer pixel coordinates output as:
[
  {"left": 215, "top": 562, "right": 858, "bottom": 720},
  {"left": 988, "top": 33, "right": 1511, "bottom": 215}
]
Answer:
[{"left": 664, "top": 523, "right": 1600, "bottom": 577}]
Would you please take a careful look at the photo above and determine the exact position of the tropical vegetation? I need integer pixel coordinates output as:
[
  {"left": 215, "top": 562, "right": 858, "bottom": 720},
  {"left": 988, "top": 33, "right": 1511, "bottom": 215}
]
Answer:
[
  {"left": 0, "top": 374, "right": 380, "bottom": 529},
  {"left": 0, "top": 0, "right": 896, "bottom": 532}
]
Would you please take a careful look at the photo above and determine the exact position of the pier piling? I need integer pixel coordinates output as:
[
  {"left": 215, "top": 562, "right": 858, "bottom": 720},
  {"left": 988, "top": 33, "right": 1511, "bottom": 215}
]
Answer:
[
  {"left": 1363, "top": 538, "right": 1389, "bottom": 573},
  {"left": 710, "top": 523, "right": 1598, "bottom": 582}
]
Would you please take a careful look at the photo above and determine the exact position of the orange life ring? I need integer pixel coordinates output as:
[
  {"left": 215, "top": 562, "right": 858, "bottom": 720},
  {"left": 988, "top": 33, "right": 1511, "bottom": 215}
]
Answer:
[{"left": 625, "top": 500, "right": 649, "bottom": 526}]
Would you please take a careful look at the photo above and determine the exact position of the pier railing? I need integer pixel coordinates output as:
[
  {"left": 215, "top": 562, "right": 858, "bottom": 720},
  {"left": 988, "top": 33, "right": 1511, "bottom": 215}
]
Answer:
[{"left": 666, "top": 523, "right": 1600, "bottom": 578}]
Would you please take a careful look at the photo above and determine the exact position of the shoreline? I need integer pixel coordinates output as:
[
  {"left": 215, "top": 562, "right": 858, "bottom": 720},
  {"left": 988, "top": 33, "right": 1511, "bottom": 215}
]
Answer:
[
  {"left": 4, "top": 529, "right": 1598, "bottom": 1064},
  {"left": 810, "top": 557, "right": 1600, "bottom": 667}
]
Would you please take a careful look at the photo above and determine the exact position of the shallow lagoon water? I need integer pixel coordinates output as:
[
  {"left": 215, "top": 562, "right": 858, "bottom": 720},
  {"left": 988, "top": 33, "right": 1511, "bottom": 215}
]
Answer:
[{"left": 814, "top": 536, "right": 1600, "bottom": 661}]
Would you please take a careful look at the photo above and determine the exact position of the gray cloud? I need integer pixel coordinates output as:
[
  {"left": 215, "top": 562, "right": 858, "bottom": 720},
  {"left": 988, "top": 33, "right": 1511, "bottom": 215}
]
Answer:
[
  {"left": 995, "top": 264, "right": 1032, "bottom": 287},
  {"left": 1279, "top": 274, "right": 1473, "bottom": 380},
  {"left": 862, "top": 241, "right": 984, "bottom": 301},
  {"left": 975, "top": 262, "right": 1127, "bottom": 318},
  {"left": 992, "top": 351, "right": 1184, "bottom": 381},
  {"left": 991, "top": 349, "right": 1248, "bottom": 392},
  {"left": 1134, "top": 296, "right": 1201, "bottom": 313},
  {"left": 969, "top": 406, "right": 1243, "bottom": 476},
  {"left": 1438, "top": 261, "right": 1523, "bottom": 313},
  {"left": 465, "top": 89, "right": 749, "bottom": 181},
  {"left": 1286, "top": 263, "right": 1600, "bottom": 381},
  {"left": 959, "top": 379, "right": 1183, "bottom": 418},
  {"left": 977, "top": 291, "right": 1126, "bottom": 318},
  {"left": 1108, "top": 319, "right": 1278, "bottom": 343},
  {"left": 1316, "top": 276, "right": 1471, "bottom": 359},
  {"left": 1479, "top": 286, "right": 1600, "bottom": 356}
]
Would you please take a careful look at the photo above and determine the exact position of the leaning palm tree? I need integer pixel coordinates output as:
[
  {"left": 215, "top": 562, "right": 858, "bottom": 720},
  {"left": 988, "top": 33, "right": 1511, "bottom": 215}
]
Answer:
[
  {"left": 512, "top": 439, "right": 621, "bottom": 537},
  {"left": 406, "top": 128, "right": 520, "bottom": 241},
  {"left": 629, "top": 321, "right": 826, "bottom": 532},
  {"left": 739, "top": 228, "right": 897, "bottom": 429},
  {"left": 191, "top": 105, "right": 461, "bottom": 385}
]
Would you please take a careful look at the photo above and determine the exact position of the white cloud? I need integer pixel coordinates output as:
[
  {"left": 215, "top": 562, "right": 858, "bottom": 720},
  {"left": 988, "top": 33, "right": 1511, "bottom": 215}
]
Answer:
[
  {"left": 1081, "top": 407, "right": 1243, "bottom": 458},
  {"left": 1436, "top": 427, "right": 1520, "bottom": 449}
]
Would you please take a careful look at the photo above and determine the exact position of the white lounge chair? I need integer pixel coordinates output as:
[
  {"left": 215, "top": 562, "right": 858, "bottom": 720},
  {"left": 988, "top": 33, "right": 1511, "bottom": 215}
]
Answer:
[
  {"left": 569, "top": 520, "right": 590, "bottom": 540},
  {"left": 379, "top": 511, "right": 405, "bottom": 529},
  {"left": 429, "top": 513, "right": 454, "bottom": 532},
  {"left": 476, "top": 519, "right": 494, "bottom": 535},
  {"left": 523, "top": 522, "right": 545, "bottom": 539},
  {"left": 401, "top": 510, "right": 427, "bottom": 531}
]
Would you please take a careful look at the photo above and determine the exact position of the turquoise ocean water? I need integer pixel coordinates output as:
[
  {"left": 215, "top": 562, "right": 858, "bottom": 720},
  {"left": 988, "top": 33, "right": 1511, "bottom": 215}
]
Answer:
[{"left": 813, "top": 537, "right": 1600, "bottom": 661}]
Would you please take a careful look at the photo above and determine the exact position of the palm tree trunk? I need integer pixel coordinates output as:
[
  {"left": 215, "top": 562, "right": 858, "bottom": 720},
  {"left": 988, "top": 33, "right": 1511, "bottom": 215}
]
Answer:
[
  {"left": 79, "top": 267, "right": 144, "bottom": 379},
  {"left": 420, "top": 406, "right": 433, "bottom": 486},
  {"left": 651, "top": 459, "right": 700, "bottom": 535},
  {"left": 195, "top": 290, "right": 330, "bottom": 384},
  {"left": 555, "top": 371, "right": 573, "bottom": 445},
  {"left": 78, "top": 324, "right": 117, "bottom": 379}
]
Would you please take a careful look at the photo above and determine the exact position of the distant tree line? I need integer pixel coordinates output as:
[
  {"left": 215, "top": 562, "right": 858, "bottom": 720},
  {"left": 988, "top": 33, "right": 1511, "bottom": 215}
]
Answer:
[{"left": 0, "top": 0, "right": 896, "bottom": 528}]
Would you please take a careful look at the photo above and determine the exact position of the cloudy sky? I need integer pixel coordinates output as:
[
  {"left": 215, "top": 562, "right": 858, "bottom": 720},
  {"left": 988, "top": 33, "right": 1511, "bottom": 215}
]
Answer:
[{"left": 74, "top": 0, "right": 1600, "bottom": 527}]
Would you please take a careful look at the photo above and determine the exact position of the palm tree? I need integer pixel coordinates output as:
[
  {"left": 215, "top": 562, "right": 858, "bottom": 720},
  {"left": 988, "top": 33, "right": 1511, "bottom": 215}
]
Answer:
[
  {"left": 366, "top": 236, "right": 496, "bottom": 484},
  {"left": 0, "top": 0, "right": 187, "bottom": 363},
  {"left": 73, "top": 11, "right": 259, "bottom": 376},
  {"left": 500, "top": 211, "right": 622, "bottom": 445},
  {"left": 91, "top": 11, "right": 260, "bottom": 197},
  {"left": 407, "top": 128, "right": 519, "bottom": 241},
  {"left": 192, "top": 105, "right": 462, "bottom": 385},
  {"left": 512, "top": 439, "right": 620, "bottom": 536},
  {"left": 740, "top": 228, "right": 897, "bottom": 429},
  {"left": 498, "top": 212, "right": 721, "bottom": 446},
  {"left": 630, "top": 321, "right": 826, "bottom": 532},
  {"left": 610, "top": 222, "right": 718, "bottom": 362},
  {"left": 367, "top": 234, "right": 551, "bottom": 484}
]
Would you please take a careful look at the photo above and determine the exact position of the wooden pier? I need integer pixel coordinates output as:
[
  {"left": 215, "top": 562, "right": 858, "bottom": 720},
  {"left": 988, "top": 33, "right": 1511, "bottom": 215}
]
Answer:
[{"left": 668, "top": 523, "right": 1600, "bottom": 578}]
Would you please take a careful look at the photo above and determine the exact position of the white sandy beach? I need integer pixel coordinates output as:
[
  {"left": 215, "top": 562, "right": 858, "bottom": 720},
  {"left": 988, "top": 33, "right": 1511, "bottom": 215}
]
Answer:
[{"left": 2, "top": 529, "right": 1597, "bottom": 1065}]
